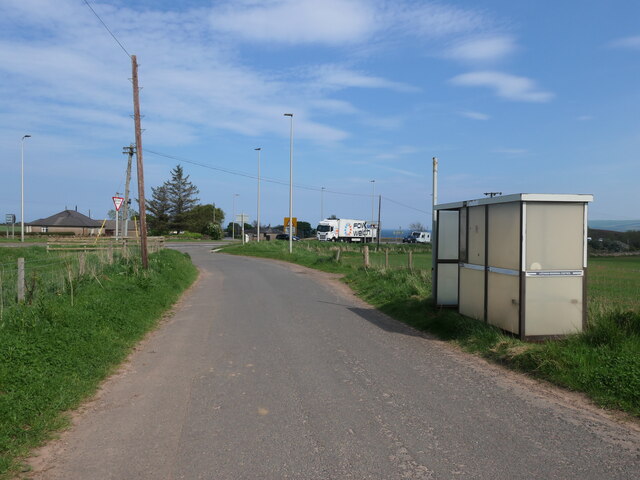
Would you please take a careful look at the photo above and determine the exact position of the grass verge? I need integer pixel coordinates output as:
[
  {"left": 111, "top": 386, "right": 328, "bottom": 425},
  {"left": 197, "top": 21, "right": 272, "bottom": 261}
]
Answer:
[
  {"left": 0, "top": 248, "right": 198, "bottom": 477},
  {"left": 223, "top": 241, "right": 640, "bottom": 417}
]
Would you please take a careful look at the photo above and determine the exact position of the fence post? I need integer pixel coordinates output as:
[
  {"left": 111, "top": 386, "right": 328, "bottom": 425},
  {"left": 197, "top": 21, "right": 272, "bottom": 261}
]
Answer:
[
  {"left": 79, "top": 253, "right": 86, "bottom": 276},
  {"left": 17, "top": 258, "right": 25, "bottom": 302},
  {"left": 107, "top": 244, "right": 114, "bottom": 264},
  {"left": 364, "top": 245, "right": 370, "bottom": 268},
  {"left": 335, "top": 248, "right": 341, "bottom": 262},
  {"left": 385, "top": 249, "right": 389, "bottom": 268},
  {"left": 408, "top": 250, "right": 413, "bottom": 271}
]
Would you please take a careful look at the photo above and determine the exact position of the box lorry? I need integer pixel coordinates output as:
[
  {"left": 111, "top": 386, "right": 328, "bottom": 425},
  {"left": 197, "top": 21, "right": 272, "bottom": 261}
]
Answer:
[{"left": 316, "top": 218, "right": 377, "bottom": 243}]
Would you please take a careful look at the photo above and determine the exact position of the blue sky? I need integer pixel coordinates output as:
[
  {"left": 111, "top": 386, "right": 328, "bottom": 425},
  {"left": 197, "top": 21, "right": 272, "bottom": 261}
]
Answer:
[{"left": 1, "top": 0, "right": 638, "bottom": 229}]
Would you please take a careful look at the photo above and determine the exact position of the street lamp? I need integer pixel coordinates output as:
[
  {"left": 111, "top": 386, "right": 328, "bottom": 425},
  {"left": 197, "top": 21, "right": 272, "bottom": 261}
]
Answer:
[
  {"left": 321, "top": 186, "right": 325, "bottom": 221},
  {"left": 21, "top": 134, "right": 31, "bottom": 243},
  {"left": 370, "top": 179, "right": 375, "bottom": 226},
  {"left": 255, "top": 148, "right": 261, "bottom": 242},
  {"left": 232, "top": 193, "right": 239, "bottom": 240},
  {"left": 284, "top": 113, "right": 293, "bottom": 254}
]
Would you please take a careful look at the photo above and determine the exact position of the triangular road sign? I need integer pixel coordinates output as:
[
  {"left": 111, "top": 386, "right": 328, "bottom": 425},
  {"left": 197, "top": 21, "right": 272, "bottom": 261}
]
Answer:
[{"left": 112, "top": 196, "right": 125, "bottom": 211}]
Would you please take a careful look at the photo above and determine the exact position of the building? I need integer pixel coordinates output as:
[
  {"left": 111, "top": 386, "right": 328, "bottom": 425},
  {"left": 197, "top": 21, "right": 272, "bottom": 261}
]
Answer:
[{"left": 27, "top": 210, "right": 102, "bottom": 236}]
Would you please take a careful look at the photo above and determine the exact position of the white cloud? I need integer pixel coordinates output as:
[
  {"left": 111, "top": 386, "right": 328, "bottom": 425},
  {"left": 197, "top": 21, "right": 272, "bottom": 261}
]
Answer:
[
  {"left": 450, "top": 71, "right": 553, "bottom": 102},
  {"left": 609, "top": 35, "right": 640, "bottom": 50},
  {"left": 210, "top": 0, "right": 376, "bottom": 45},
  {"left": 384, "top": 2, "right": 488, "bottom": 38},
  {"left": 311, "top": 65, "right": 419, "bottom": 92},
  {"left": 460, "top": 111, "right": 490, "bottom": 120},
  {"left": 446, "top": 35, "right": 516, "bottom": 63},
  {"left": 208, "top": 0, "right": 491, "bottom": 47}
]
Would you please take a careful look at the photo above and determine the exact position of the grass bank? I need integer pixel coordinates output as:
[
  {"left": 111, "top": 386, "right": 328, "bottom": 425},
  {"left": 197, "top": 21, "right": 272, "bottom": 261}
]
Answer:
[
  {"left": 0, "top": 248, "right": 197, "bottom": 477},
  {"left": 222, "top": 241, "right": 640, "bottom": 417}
]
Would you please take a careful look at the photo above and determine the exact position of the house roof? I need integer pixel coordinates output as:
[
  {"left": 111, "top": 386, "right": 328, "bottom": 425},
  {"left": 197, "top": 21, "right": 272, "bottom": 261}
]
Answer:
[
  {"left": 103, "top": 220, "right": 137, "bottom": 231},
  {"left": 28, "top": 210, "right": 102, "bottom": 228}
]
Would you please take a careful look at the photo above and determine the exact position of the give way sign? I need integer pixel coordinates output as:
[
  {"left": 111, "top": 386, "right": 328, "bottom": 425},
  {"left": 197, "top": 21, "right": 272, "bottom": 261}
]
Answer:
[{"left": 112, "top": 196, "right": 125, "bottom": 211}]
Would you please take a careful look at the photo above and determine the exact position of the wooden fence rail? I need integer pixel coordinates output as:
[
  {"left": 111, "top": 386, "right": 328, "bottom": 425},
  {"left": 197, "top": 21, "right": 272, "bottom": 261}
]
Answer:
[{"left": 47, "top": 236, "right": 165, "bottom": 252}]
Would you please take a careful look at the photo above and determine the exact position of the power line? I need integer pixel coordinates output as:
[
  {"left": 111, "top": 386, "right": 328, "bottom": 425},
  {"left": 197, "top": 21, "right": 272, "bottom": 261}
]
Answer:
[
  {"left": 383, "top": 196, "right": 431, "bottom": 216},
  {"left": 144, "top": 148, "right": 431, "bottom": 214},
  {"left": 82, "top": 0, "right": 131, "bottom": 58},
  {"left": 144, "top": 149, "right": 370, "bottom": 197}
]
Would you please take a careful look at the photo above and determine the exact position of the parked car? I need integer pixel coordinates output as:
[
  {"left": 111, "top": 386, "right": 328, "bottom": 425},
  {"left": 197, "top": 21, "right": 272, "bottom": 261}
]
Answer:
[{"left": 275, "top": 233, "right": 300, "bottom": 241}]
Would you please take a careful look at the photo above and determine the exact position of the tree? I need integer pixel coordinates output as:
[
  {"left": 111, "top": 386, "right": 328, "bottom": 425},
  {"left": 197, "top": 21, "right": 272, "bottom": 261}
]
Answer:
[
  {"left": 409, "top": 222, "right": 426, "bottom": 231},
  {"left": 147, "top": 185, "right": 171, "bottom": 234},
  {"left": 296, "top": 221, "right": 314, "bottom": 238},
  {"left": 203, "top": 222, "right": 223, "bottom": 240},
  {"left": 166, "top": 165, "right": 200, "bottom": 232},
  {"left": 184, "top": 204, "right": 225, "bottom": 234},
  {"left": 226, "top": 222, "right": 242, "bottom": 239}
]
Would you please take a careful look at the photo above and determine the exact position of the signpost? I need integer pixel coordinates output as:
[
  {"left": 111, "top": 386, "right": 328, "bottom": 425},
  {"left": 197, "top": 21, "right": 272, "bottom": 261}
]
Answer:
[
  {"left": 5, "top": 214, "right": 15, "bottom": 239},
  {"left": 113, "top": 196, "right": 124, "bottom": 240},
  {"left": 283, "top": 217, "right": 297, "bottom": 235},
  {"left": 236, "top": 213, "right": 249, "bottom": 244}
]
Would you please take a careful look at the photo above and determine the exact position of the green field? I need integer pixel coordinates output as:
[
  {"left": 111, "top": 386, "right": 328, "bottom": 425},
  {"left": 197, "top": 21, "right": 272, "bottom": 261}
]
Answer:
[
  {"left": 0, "top": 246, "right": 198, "bottom": 477},
  {"left": 223, "top": 241, "right": 640, "bottom": 416}
]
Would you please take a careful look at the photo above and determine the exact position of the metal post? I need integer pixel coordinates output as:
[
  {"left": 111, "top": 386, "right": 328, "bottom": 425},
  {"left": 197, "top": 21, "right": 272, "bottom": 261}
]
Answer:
[
  {"left": 321, "top": 186, "right": 325, "bottom": 221},
  {"left": 115, "top": 192, "right": 120, "bottom": 240},
  {"left": 17, "top": 257, "right": 25, "bottom": 302},
  {"left": 377, "top": 194, "right": 382, "bottom": 247},
  {"left": 284, "top": 113, "right": 293, "bottom": 254},
  {"left": 432, "top": 157, "right": 438, "bottom": 288},
  {"left": 131, "top": 55, "right": 149, "bottom": 269},
  {"left": 232, "top": 194, "right": 239, "bottom": 240},
  {"left": 241, "top": 214, "right": 245, "bottom": 245},
  {"left": 370, "top": 179, "right": 375, "bottom": 226},
  {"left": 20, "top": 135, "right": 31, "bottom": 242},
  {"left": 255, "top": 147, "right": 261, "bottom": 242},
  {"left": 122, "top": 145, "right": 133, "bottom": 238}
]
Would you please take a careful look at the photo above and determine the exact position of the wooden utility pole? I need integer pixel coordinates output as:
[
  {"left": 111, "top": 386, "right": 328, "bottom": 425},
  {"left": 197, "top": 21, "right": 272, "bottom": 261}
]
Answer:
[
  {"left": 131, "top": 55, "right": 148, "bottom": 269},
  {"left": 122, "top": 144, "right": 134, "bottom": 238}
]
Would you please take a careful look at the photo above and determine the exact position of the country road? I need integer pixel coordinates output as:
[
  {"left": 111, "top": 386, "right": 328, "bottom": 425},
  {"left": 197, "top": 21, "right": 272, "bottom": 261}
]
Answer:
[{"left": 30, "top": 245, "right": 640, "bottom": 479}]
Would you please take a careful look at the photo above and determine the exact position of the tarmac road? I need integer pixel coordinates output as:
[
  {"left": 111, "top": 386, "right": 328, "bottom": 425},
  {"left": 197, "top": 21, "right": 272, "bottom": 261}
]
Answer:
[{"left": 30, "top": 245, "right": 640, "bottom": 479}]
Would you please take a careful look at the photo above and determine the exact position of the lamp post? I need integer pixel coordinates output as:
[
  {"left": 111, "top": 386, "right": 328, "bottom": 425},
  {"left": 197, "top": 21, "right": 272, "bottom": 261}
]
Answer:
[
  {"left": 284, "top": 113, "right": 293, "bottom": 254},
  {"left": 232, "top": 193, "right": 239, "bottom": 240},
  {"left": 21, "top": 134, "right": 31, "bottom": 243},
  {"left": 321, "top": 186, "right": 325, "bottom": 221},
  {"left": 370, "top": 179, "right": 375, "bottom": 226},
  {"left": 255, "top": 147, "right": 261, "bottom": 242}
]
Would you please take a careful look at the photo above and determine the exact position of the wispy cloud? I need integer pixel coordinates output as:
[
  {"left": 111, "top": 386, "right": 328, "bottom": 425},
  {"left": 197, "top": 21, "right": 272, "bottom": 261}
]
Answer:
[
  {"left": 209, "top": 0, "right": 377, "bottom": 45},
  {"left": 446, "top": 35, "right": 517, "bottom": 63},
  {"left": 311, "top": 65, "right": 419, "bottom": 92},
  {"left": 450, "top": 71, "right": 553, "bottom": 102},
  {"left": 608, "top": 35, "right": 640, "bottom": 50},
  {"left": 384, "top": 2, "right": 489, "bottom": 38},
  {"left": 459, "top": 111, "right": 490, "bottom": 120}
]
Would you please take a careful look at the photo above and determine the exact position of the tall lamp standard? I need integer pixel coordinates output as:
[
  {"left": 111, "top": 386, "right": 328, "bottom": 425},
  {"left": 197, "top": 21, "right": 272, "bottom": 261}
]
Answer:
[
  {"left": 232, "top": 193, "right": 239, "bottom": 240},
  {"left": 21, "top": 134, "right": 32, "bottom": 243},
  {"left": 255, "top": 147, "right": 261, "bottom": 242},
  {"left": 284, "top": 113, "right": 294, "bottom": 254},
  {"left": 370, "top": 179, "right": 376, "bottom": 226},
  {"left": 320, "top": 186, "right": 325, "bottom": 221}
]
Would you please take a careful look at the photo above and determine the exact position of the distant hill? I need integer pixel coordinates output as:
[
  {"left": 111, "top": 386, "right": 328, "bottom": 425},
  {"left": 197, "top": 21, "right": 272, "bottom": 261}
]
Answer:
[{"left": 588, "top": 220, "right": 640, "bottom": 232}]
